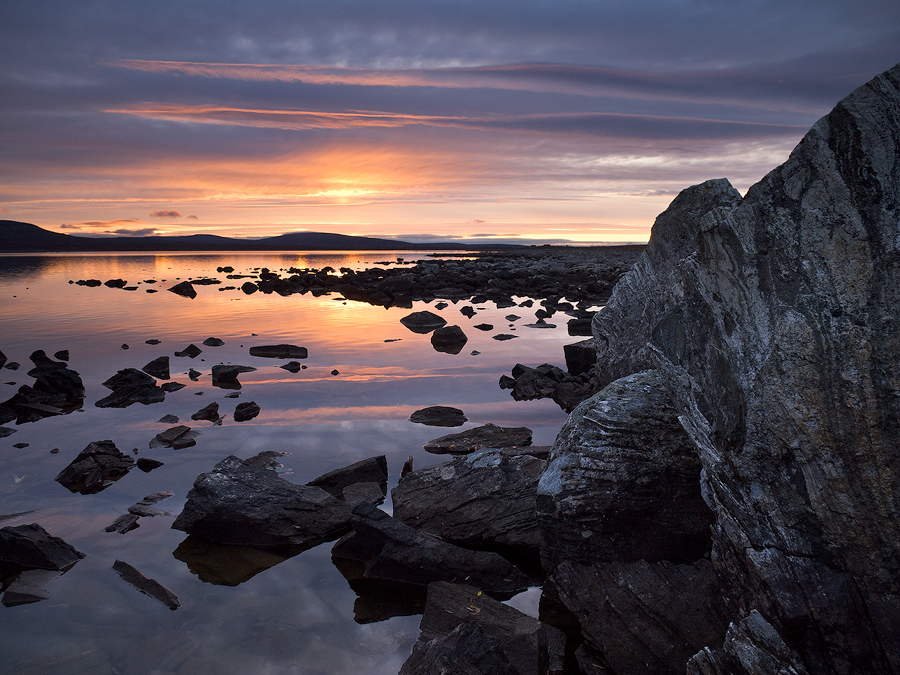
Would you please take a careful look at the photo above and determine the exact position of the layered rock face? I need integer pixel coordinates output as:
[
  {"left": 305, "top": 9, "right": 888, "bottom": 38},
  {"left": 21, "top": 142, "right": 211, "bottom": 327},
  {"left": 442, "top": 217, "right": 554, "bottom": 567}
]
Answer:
[{"left": 585, "top": 64, "right": 900, "bottom": 672}]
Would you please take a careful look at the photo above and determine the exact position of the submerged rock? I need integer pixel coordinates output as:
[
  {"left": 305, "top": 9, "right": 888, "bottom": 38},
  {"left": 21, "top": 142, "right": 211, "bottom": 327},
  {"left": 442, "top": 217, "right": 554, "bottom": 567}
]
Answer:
[
  {"left": 408, "top": 405, "right": 468, "bottom": 427},
  {"left": 173, "top": 534, "right": 304, "bottom": 586},
  {"left": 172, "top": 454, "right": 354, "bottom": 547},
  {"left": 424, "top": 423, "right": 532, "bottom": 455},
  {"left": 55, "top": 440, "right": 135, "bottom": 494}
]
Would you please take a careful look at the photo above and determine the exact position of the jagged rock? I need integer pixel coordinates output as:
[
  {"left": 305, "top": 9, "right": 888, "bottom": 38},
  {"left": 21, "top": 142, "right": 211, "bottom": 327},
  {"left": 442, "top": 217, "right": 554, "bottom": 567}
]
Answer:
[
  {"left": 687, "top": 610, "right": 810, "bottom": 675},
  {"left": 96, "top": 368, "right": 165, "bottom": 408},
  {"left": 548, "top": 559, "right": 729, "bottom": 675},
  {"left": 53, "top": 350, "right": 69, "bottom": 361},
  {"left": 473, "top": 323, "right": 494, "bottom": 331},
  {"left": 280, "top": 361, "right": 304, "bottom": 373},
  {"left": 150, "top": 425, "right": 198, "bottom": 449},
  {"left": 493, "top": 333, "right": 517, "bottom": 341},
  {"left": 400, "top": 310, "right": 447, "bottom": 334},
  {"left": 173, "top": 343, "right": 202, "bottom": 358},
  {"left": 393, "top": 450, "right": 545, "bottom": 554},
  {"left": 141, "top": 356, "right": 170, "bottom": 380},
  {"left": 233, "top": 400, "right": 260, "bottom": 422},
  {"left": 581, "top": 65, "right": 900, "bottom": 672},
  {"left": 431, "top": 325, "right": 468, "bottom": 354},
  {"left": 567, "top": 316, "right": 594, "bottom": 336},
  {"left": 112, "top": 560, "right": 180, "bottom": 610},
  {"left": 0, "top": 426, "right": 15, "bottom": 437},
  {"left": 127, "top": 491, "right": 174, "bottom": 517},
  {"left": 400, "top": 581, "right": 565, "bottom": 675},
  {"left": 563, "top": 339, "right": 596, "bottom": 376},
  {"left": 55, "top": 440, "right": 135, "bottom": 494},
  {"left": 341, "top": 482, "right": 385, "bottom": 506},
  {"left": 188, "top": 368, "right": 200, "bottom": 380},
  {"left": 136, "top": 457, "right": 164, "bottom": 472},
  {"left": 249, "top": 344, "right": 308, "bottom": 359},
  {"left": 332, "top": 502, "right": 529, "bottom": 593},
  {"left": 408, "top": 405, "right": 468, "bottom": 427},
  {"left": 424, "top": 423, "right": 532, "bottom": 455},
  {"left": 202, "top": 337, "right": 224, "bottom": 346},
  {"left": 211, "top": 364, "right": 256, "bottom": 389},
  {"left": 160, "top": 381, "right": 185, "bottom": 393},
  {"left": 190, "top": 401, "right": 220, "bottom": 423},
  {"left": 105, "top": 514, "right": 140, "bottom": 534},
  {"left": 172, "top": 455, "right": 354, "bottom": 547},
  {"left": 0, "top": 350, "right": 85, "bottom": 423},
  {"left": 158, "top": 414, "right": 179, "bottom": 424},
  {"left": 167, "top": 280, "right": 196, "bottom": 298},
  {"left": 460, "top": 305, "right": 476, "bottom": 318},
  {"left": 536, "top": 370, "right": 712, "bottom": 570},
  {"left": 0, "top": 349, "right": 5, "bottom": 368},
  {"left": 0, "top": 523, "right": 85, "bottom": 572},
  {"left": 307, "top": 455, "right": 388, "bottom": 501}
]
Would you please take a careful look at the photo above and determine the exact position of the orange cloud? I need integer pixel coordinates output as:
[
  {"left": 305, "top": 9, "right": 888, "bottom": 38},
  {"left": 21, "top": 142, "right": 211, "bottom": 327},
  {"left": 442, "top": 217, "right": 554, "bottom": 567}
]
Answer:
[{"left": 150, "top": 209, "right": 182, "bottom": 217}]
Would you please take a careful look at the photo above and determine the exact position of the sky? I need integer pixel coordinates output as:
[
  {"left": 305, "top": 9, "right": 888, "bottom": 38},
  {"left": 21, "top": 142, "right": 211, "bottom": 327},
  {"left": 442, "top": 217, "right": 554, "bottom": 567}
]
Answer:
[{"left": 1, "top": 1, "right": 898, "bottom": 245}]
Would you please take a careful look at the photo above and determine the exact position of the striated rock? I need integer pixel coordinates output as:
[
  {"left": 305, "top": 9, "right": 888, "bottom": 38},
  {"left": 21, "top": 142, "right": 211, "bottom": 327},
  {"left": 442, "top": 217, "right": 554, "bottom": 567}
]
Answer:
[
  {"left": 430, "top": 325, "right": 468, "bottom": 354},
  {"left": 211, "top": 364, "right": 256, "bottom": 389},
  {"left": 393, "top": 449, "right": 545, "bottom": 554},
  {"left": 141, "top": 356, "right": 170, "bottom": 380},
  {"left": 249, "top": 344, "right": 308, "bottom": 359},
  {"left": 96, "top": 368, "right": 165, "bottom": 408},
  {"left": 400, "top": 581, "right": 565, "bottom": 675},
  {"left": 112, "top": 560, "right": 180, "bottom": 610},
  {"left": 167, "top": 280, "right": 196, "bottom": 298},
  {"left": 408, "top": 405, "right": 468, "bottom": 427},
  {"left": 307, "top": 455, "right": 388, "bottom": 501},
  {"left": 55, "top": 439, "right": 135, "bottom": 494},
  {"left": 400, "top": 311, "right": 447, "bottom": 334},
  {"left": 332, "top": 502, "right": 529, "bottom": 593},
  {"left": 127, "top": 491, "right": 174, "bottom": 518},
  {"left": 172, "top": 454, "right": 354, "bottom": 547},
  {"left": 536, "top": 370, "right": 712, "bottom": 570},
  {"left": 105, "top": 514, "right": 140, "bottom": 534},
  {"left": 548, "top": 559, "right": 729, "bottom": 675},
  {"left": 424, "top": 423, "right": 532, "bottom": 455},
  {"left": 233, "top": 400, "right": 260, "bottom": 422},
  {"left": 581, "top": 65, "right": 900, "bottom": 672}
]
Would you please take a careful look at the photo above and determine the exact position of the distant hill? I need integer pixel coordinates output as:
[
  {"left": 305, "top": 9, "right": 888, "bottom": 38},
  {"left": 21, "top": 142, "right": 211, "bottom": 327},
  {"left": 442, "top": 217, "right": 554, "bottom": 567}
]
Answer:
[{"left": 0, "top": 220, "right": 495, "bottom": 252}]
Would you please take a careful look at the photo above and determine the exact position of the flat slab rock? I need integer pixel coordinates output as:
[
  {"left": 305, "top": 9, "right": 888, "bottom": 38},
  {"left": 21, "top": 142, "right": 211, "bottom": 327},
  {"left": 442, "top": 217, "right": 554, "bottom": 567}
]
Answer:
[
  {"left": 332, "top": 502, "right": 529, "bottom": 593},
  {"left": 392, "top": 449, "right": 545, "bottom": 553},
  {"left": 408, "top": 405, "right": 468, "bottom": 427},
  {"left": 113, "top": 559, "right": 180, "bottom": 610},
  {"left": 400, "top": 581, "right": 565, "bottom": 675},
  {"left": 307, "top": 455, "right": 388, "bottom": 501},
  {"left": 424, "top": 423, "right": 532, "bottom": 455},
  {"left": 172, "top": 454, "right": 354, "bottom": 547},
  {"left": 55, "top": 439, "right": 135, "bottom": 494},
  {"left": 248, "top": 344, "right": 308, "bottom": 359}
]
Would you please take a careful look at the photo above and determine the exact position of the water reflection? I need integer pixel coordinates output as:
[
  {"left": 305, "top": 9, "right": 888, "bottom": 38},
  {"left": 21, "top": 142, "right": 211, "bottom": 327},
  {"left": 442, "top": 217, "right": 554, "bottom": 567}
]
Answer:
[{"left": 173, "top": 535, "right": 306, "bottom": 586}]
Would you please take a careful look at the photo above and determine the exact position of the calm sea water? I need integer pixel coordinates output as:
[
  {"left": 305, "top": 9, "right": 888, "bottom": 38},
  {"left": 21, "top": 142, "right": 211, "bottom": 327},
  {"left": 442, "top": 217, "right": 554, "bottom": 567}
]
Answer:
[{"left": 0, "top": 251, "right": 579, "bottom": 675}]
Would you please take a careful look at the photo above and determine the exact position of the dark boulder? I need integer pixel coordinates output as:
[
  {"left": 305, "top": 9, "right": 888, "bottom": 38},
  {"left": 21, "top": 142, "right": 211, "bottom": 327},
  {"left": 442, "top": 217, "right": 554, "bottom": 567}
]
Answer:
[
  {"left": 249, "top": 344, "right": 308, "bottom": 359},
  {"left": 95, "top": 368, "right": 165, "bottom": 408},
  {"left": 141, "top": 356, "right": 170, "bottom": 380},
  {"left": 202, "top": 337, "right": 225, "bottom": 346},
  {"left": 307, "top": 455, "right": 388, "bottom": 501},
  {"left": 333, "top": 503, "right": 529, "bottom": 593},
  {"left": 280, "top": 361, "right": 304, "bottom": 373},
  {"left": 0, "top": 350, "right": 85, "bottom": 423},
  {"left": 173, "top": 343, "right": 202, "bottom": 358},
  {"left": 408, "top": 405, "right": 468, "bottom": 427},
  {"left": 233, "top": 400, "right": 261, "bottom": 422},
  {"left": 400, "top": 310, "right": 446, "bottom": 334},
  {"left": 160, "top": 381, "right": 185, "bottom": 392},
  {"left": 104, "top": 278, "right": 127, "bottom": 288},
  {"left": 173, "top": 534, "right": 304, "bottom": 586},
  {"left": 53, "top": 350, "right": 69, "bottom": 361},
  {"left": 424, "top": 423, "right": 532, "bottom": 455},
  {"left": 393, "top": 449, "right": 545, "bottom": 554},
  {"left": 430, "top": 325, "right": 468, "bottom": 354},
  {"left": 211, "top": 364, "right": 256, "bottom": 389},
  {"left": 190, "top": 401, "right": 221, "bottom": 423},
  {"left": 563, "top": 339, "right": 596, "bottom": 376},
  {"left": 0, "top": 523, "right": 85, "bottom": 573},
  {"left": 167, "top": 281, "right": 196, "bottom": 298},
  {"left": 150, "top": 425, "right": 198, "bottom": 449},
  {"left": 54, "top": 440, "right": 135, "bottom": 494},
  {"left": 136, "top": 457, "right": 164, "bottom": 472},
  {"left": 172, "top": 454, "right": 354, "bottom": 547}
]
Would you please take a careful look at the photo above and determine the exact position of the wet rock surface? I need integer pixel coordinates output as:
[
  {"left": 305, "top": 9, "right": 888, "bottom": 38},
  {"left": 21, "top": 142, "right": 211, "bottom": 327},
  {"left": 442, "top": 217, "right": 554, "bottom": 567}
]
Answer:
[
  {"left": 233, "top": 400, "right": 260, "bottom": 422},
  {"left": 150, "top": 425, "right": 198, "bottom": 449},
  {"left": 307, "top": 455, "right": 388, "bottom": 501},
  {"left": 112, "top": 560, "right": 180, "bottom": 610},
  {"left": 392, "top": 449, "right": 545, "bottom": 554},
  {"left": 55, "top": 439, "right": 135, "bottom": 494},
  {"left": 0, "top": 524, "right": 85, "bottom": 607},
  {"left": 95, "top": 368, "right": 165, "bottom": 408},
  {"left": 423, "top": 423, "right": 532, "bottom": 455},
  {"left": 408, "top": 405, "right": 467, "bottom": 427}
]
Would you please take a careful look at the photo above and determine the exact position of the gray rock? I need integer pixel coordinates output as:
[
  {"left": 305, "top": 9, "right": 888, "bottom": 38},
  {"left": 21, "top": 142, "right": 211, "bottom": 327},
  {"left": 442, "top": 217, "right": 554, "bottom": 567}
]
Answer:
[
  {"left": 150, "top": 425, "right": 198, "bottom": 449},
  {"left": 105, "top": 514, "right": 140, "bottom": 534},
  {"left": 127, "top": 491, "right": 174, "bottom": 517},
  {"left": 96, "top": 368, "right": 165, "bottom": 408},
  {"left": 307, "top": 455, "right": 387, "bottom": 500},
  {"left": 393, "top": 449, "right": 545, "bottom": 554},
  {"left": 537, "top": 370, "right": 712, "bottom": 570},
  {"left": 341, "top": 482, "right": 385, "bottom": 506},
  {"left": 0, "top": 426, "right": 15, "bottom": 438},
  {"left": 400, "top": 581, "right": 565, "bottom": 675},
  {"left": 141, "top": 356, "right": 170, "bottom": 380},
  {"left": 249, "top": 344, "right": 308, "bottom": 359},
  {"left": 0, "top": 350, "right": 85, "bottom": 423},
  {"left": 160, "top": 382, "right": 184, "bottom": 392},
  {"left": 548, "top": 559, "right": 729, "bottom": 675},
  {"left": 408, "top": 405, "right": 468, "bottom": 427},
  {"left": 424, "top": 423, "right": 532, "bottom": 455},
  {"left": 172, "top": 455, "right": 354, "bottom": 547},
  {"left": 563, "top": 339, "right": 596, "bottom": 376},
  {"left": 431, "top": 325, "right": 468, "bottom": 354},
  {"left": 211, "top": 364, "right": 256, "bottom": 389},
  {"left": 54, "top": 440, "right": 135, "bottom": 494},
  {"left": 190, "top": 401, "right": 220, "bottom": 423},
  {"left": 113, "top": 560, "right": 180, "bottom": 610},
  {"left": 167, "top": 280, "right": 196, "bottom": 298},
  {"left": 157, "top": 414, "right": 179, "bottom": 424},
  {"left": 233, "top": 400, "right": 260, "bottom": 422},
  {"left": 400, "top": 310, "right": 446, "bottom": 334},
  {"left": 582, "top": 65, "right": 900, "bottom": 672},
  {"left": 332, "top": 502, "right": 530, "bottom": 593},
  {"left": 0, "top": 523, "right": 85, "bottom": 571}
]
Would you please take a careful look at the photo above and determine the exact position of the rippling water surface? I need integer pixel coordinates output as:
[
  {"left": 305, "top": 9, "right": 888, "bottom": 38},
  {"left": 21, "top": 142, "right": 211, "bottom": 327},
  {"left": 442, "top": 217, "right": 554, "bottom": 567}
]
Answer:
[{"left": 0, "top": 251, "right": 580, "bottom": 674}]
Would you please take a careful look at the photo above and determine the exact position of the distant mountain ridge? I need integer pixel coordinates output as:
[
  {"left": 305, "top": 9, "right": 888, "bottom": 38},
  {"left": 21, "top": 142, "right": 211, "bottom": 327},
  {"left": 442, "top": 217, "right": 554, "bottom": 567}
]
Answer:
[{"left": 0, "top": 220, "right": 502, "bottom": 252}]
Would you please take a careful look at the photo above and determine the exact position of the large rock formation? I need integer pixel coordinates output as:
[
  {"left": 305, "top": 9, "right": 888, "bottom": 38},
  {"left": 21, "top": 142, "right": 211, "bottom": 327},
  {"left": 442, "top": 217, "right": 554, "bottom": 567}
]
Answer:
[{"left": 578, "top": 64, "right": 900, "bottom": 672}]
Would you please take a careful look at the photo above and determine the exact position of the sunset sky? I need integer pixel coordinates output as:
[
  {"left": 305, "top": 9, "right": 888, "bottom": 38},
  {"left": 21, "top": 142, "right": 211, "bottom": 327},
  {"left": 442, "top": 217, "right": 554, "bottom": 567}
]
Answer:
[{"left": 1, "top": 2, "right": 898, "bottom": 244}]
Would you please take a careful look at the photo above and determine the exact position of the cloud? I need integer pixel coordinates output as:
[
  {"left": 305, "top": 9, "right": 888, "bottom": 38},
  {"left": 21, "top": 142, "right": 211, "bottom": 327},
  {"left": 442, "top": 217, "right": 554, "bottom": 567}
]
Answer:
[
  {"left": 187, "top": 214, "right": 199, "bottom": 219},
  {"left": 104, "top": 228, "right": 158, "bottom": 236},
  {"left": 59, "top": 223, "right": 81, "bottom": 229},
  {"left": 468, "top": 219, "right": 486, "bottom": 223},
  {"left": 150, "top": 209, "right": 182, "bottom": 218},
  {"left": 78, "top": 219, "right": 143, "bottom": 228}
]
